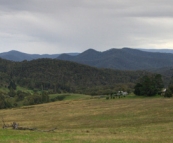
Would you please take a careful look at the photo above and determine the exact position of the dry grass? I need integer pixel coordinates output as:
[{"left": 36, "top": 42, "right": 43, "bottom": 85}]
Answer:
[{"left": 0, "top": 97, "right": 173, "bottom": 143}]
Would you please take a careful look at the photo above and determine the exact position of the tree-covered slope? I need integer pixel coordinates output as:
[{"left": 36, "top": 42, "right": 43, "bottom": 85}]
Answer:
[{"left": 0, "top": 58, "right": 150, "bottom": 94}]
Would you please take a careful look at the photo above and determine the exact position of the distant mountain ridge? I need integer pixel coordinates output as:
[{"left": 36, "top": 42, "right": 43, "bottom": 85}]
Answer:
[
  {"left": 139, "top": 49, "right": 173, "bottom": 54},
  {"left": 2, "top": 48, "right": 173, "bottom": 71},
  {"left": 57, "top": 48, "right": 173, "bottom": 70},
  {"left": 0, "top": 50, "right": 79, "bottom": 61}
]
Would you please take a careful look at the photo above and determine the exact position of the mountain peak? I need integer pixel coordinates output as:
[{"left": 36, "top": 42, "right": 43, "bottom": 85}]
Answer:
[{"left": 84, "top": 48, "right": 99, "bottom": 53}]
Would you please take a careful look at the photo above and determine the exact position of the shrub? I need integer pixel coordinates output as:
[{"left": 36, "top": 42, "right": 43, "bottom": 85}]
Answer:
[
  {"left": 55, "top": 95, "right": 66, "bottom": 101},
  {"left": 106, "top": 96, "right": 109, "bottom": 100}
]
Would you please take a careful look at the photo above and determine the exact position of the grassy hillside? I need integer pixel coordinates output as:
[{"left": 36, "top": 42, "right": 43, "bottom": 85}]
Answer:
[{"left": 0, "top": 97, "right": 173, "bottom": 143}]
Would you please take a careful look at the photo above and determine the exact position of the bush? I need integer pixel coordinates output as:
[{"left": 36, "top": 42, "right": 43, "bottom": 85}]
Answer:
[{"left": 106, "top": 96, "right": 109, "bottom": 100}]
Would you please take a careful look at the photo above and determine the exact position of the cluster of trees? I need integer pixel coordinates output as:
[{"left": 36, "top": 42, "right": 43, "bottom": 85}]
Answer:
[
  {"left": 23, "top": 91, "right": 49, "bottom": 105},
  {"left": 0, "top": 90, "right": 50, "bottom": 109},
  {"left": 134, "top": 74, "right": 164, "bottom": 96},
  {"left": 0, "top": 93, "right": 13, "bottom": 109},
  {"left": 134, "top": 74, "right": 173, "bottom": 98}
]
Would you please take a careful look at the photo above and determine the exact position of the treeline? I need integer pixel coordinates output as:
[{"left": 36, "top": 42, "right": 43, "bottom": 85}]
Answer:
[{"left": 0, "top": 90, "right": 50, "bottom": 109}]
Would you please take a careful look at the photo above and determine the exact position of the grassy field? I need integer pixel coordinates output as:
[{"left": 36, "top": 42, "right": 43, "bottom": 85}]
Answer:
[
  {"left": 49, "top": 93, "right": 91, "bottom": 101},
  {"left": 0, "top": 96, "right": 173, "bottom": 143}
]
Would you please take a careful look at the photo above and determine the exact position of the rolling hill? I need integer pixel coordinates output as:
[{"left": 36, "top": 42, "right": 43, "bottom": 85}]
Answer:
[{"left": 57, "top": 48, "right": 173, "bottom": 70}]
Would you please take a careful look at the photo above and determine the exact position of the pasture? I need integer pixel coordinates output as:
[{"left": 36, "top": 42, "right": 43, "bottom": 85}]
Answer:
[{"left": 0, "top": 96, "right": 173, "bottom": 143}]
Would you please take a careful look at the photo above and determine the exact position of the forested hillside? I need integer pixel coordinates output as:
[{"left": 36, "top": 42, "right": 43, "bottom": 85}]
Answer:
[
  {"left": 0, "top": 58, "right": 150, "bottom": 94},
  {"left": 57, "top": 48, "right": 173, "bottom": 70}
]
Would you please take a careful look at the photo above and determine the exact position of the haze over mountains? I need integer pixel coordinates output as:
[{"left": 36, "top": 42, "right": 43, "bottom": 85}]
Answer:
[{"left": 1, "top": 48, "right": 173, "bottom": 71}]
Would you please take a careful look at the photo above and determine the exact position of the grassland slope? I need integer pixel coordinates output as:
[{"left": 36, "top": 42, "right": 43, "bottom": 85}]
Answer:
[{"left": 0, "top": 97, "right": 173, "bottom": 143}]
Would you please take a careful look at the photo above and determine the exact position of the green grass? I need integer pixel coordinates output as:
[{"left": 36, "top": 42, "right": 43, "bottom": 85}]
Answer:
[
  {"left": 16, "top": 86, "right": 34, "bottom": 94},
  {"left": 49, "top": 93, "right": 91, "bottom": 101},
  {"left": 0, "top": 97, "right": 173, "bottom": 142},
  {"left": 0, "top": 87, "right": 9, "bottom": 93},
  {"left": 0, "top": 86, "right": 34, "bottom": 95}
]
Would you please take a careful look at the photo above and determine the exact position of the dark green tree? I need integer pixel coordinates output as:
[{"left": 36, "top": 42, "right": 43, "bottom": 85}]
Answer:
[
  {"left": 41, "top": 91, "right": 49, "bottom": 103},
  {"left": 134, "top": 83, "right": 142, "bottom": 95},
  {"left": 153, "top": 74, "right": 164, "bottom": 94},
  {"left": 8, "top": 89, "right": 16, "bottom": 97},
  {"left": 8, "top": 80, "right": 16, "bottom": 90},
  {"left": 0, "top": 94, "right": 5, "bottom": 109},
  {"left": 16, "top": 90, "right": 29, "bottom": 101}
]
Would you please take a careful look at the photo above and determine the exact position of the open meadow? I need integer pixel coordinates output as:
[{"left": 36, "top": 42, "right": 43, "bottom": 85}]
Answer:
[{"left": 0, "top": 96, "right": 173, "bottom": 143}]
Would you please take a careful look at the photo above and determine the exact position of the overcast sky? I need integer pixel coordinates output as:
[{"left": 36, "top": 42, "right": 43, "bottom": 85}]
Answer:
[{"left": 0, "top": 0, "right": 173, "bottom": 54}]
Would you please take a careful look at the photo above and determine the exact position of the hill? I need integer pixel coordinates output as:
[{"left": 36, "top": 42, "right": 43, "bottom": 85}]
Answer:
[
  {"left": 0, "top": 58, "right": 150, "bottom": 94},
  {"left": 57, "top": 48, "right": 173, "bottom": 70},
  {"left": 0, "top": 50, "right": 78, "bottom": 61}
]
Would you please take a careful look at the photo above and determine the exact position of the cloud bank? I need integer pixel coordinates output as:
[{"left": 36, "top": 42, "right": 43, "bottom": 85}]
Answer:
[{"left": 0, "top": 0, "right": 173, "bottom": 54}]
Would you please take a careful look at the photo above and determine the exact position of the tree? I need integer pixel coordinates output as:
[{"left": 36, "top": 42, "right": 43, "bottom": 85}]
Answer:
[
  {"left": 8, "top": 80, "right": 17, "bottom": 90},
  {"left": 153, "top": 74, "right": 164, "bottom": 94},
  {"left": 16, "top": 90, "right": 29, "bottom": 101},
  {"left": 134, "top": 83, "right": 142, "bottom": 95},
  {"left": 0, "top": 94, "right": 5, "bottom": 109},
  {"left": 41, "top": 91, "right": 49, "bottom": 103},
  {"left": 8, "top": 89, "right": 16, "bottom": 97}
]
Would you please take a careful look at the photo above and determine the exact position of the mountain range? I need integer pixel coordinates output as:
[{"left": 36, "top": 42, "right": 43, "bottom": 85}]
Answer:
[
  {"left": 0, "top": 50, "right": 78, "bottom": 61},
  {"left": 57, "top": 48, "right": 173, "bottom": 70},
  {"left": 1, "top": 48, "right": 173, "bottom": 71},
  {"left": 139, "top": 49, "right": 173, "bottom": 54}
]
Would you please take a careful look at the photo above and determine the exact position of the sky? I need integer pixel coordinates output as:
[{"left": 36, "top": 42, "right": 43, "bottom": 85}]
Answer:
[{"left": 0, "top": 0, "right": 173, "bottom": 54}]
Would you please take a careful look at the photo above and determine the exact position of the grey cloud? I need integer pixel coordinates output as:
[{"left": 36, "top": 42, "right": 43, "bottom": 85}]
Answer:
[{"left": 0, "top": 0, "right": 173, "bottom": 54}]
